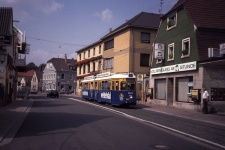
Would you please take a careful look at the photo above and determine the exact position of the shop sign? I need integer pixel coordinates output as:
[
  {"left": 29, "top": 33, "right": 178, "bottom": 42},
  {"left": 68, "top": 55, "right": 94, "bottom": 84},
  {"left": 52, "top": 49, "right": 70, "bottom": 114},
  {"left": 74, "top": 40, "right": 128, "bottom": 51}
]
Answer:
[
  {"left": 137, "top": 74, "right": 143, "bottom": 83},
  {"left": 220, "top": 43, "right": 225, "bottom": 55},
  {"left": 150, "top": 61, "right": 197, "bottom": 75}
]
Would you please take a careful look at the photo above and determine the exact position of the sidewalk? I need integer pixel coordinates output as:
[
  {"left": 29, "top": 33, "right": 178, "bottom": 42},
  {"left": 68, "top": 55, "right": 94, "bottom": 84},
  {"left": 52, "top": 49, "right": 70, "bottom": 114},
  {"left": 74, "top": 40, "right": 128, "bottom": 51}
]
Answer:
[
  {"left": 0, "top": 95, "right": 224, "bottom": 146},
  {"left": 136, "top": 101, "right": 225, "bottom": 127},
  {"left": 0, "top": 98, "right": 33, "bottom": 145}
]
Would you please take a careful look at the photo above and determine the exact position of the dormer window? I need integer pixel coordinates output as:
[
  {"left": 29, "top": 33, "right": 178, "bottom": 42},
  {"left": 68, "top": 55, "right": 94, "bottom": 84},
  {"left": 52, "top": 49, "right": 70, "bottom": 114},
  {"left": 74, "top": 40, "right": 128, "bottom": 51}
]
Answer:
[
  {"left": 167, "top": 13, "right": 177, "bottom": 30},
  {"left": 168, "top": 43, "right": 174, "bottom": 61},
  {"left": 181, "top": 38, "right": 190, "bottom": 58}
]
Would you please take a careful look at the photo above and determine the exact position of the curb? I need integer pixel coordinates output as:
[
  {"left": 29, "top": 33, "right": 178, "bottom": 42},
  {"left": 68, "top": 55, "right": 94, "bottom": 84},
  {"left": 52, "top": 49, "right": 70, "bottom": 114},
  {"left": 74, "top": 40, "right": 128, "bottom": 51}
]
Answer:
[{"left": 0, "top": 99, "right": 33, "bottom": 146}]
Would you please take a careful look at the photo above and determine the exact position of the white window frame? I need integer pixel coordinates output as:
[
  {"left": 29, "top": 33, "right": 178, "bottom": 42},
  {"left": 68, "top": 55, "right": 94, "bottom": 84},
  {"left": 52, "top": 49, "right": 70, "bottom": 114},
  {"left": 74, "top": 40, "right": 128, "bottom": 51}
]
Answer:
[
  {"left": 168, "top": 43, "right": 174, "bottom": 61},
  {"left": 181, "top": 37, "right": 190, "bottom": 58},
  {"left": 167, "top": 13, "right": 177, "bottom": 30}
]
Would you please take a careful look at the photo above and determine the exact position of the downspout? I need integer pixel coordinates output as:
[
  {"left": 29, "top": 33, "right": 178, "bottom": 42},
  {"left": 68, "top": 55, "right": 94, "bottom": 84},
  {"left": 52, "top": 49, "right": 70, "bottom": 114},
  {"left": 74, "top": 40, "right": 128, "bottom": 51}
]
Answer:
[{"left": 131, "top": 28, "right": 134, "bottom": 72}]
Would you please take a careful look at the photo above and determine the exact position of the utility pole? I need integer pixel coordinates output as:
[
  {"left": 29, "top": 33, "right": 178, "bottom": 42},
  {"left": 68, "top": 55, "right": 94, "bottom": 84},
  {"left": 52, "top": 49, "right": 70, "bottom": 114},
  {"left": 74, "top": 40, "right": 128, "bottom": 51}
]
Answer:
[{"left": 159, "top": 0, "right": 164, "bottom": 16}]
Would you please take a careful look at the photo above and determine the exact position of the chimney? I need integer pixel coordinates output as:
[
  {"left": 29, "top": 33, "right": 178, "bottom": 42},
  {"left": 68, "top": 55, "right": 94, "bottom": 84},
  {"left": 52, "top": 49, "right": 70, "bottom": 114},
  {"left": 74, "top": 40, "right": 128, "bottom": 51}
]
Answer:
[{"left": 65, "top": 54, "right": 67, "bottom": 63}]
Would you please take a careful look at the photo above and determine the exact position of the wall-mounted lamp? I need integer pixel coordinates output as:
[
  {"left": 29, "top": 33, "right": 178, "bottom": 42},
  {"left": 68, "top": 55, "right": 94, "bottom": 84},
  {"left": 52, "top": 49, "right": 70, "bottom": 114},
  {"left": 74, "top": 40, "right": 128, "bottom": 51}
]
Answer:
[{"left": 0, "top": 54, "right": 6, "bottom": 63}]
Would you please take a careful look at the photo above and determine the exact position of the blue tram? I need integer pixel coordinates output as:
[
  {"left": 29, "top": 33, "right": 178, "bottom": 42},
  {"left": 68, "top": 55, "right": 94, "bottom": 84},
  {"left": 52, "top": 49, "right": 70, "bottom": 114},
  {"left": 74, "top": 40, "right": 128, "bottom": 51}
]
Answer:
[{"left": 81, "top": 72, "right": 136, "bottom": 106}]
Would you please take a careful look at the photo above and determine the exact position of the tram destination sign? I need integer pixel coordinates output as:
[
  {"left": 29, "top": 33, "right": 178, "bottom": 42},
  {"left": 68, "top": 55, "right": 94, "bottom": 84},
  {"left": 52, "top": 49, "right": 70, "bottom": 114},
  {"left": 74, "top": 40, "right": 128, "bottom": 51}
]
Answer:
[{"left": 150, "top": 61, "right": 197, "bottom": 75}]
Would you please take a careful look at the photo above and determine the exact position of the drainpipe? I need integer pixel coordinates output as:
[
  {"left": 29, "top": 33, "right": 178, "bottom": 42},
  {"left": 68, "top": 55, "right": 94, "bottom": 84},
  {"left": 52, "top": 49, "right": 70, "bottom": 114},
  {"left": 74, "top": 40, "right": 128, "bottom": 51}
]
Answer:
[{"left": 131, "top": 28, "right": 134, "bottom": 72}]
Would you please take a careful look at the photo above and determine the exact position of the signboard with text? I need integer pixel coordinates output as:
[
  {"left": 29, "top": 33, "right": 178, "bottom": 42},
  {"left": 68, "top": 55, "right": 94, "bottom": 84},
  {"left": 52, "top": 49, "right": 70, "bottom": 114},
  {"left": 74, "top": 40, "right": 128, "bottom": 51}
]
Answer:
[{"left": 150, "top": 61, "right": 197, "bottom": 75}]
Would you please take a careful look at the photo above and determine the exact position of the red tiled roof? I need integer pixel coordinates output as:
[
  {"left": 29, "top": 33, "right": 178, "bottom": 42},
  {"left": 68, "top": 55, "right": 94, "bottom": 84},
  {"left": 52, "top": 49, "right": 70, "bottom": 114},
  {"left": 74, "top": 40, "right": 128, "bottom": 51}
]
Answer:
[{"left": 18, "top": 70, "right": 35, "bottom": 77}]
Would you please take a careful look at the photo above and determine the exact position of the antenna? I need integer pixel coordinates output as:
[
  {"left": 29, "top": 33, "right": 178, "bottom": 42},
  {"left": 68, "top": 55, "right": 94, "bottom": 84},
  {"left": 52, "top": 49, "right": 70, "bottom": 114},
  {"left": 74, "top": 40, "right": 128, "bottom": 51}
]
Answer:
[{"left": 159, "top": 0, "right": 164, "bottom": 16}]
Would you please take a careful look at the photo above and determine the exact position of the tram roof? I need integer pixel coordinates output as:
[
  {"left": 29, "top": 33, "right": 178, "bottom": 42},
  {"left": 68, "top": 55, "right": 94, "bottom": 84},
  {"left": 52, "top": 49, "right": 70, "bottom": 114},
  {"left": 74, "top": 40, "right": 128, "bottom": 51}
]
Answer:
[{"left": 82, "top": 72, "right": 136, "bottom": 82}]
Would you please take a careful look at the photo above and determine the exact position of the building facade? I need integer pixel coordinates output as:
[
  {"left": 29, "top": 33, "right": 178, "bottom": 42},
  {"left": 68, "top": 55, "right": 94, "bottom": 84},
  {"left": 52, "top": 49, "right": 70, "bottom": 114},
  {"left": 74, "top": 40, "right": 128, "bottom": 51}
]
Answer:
[
  {"left": 42, "top": 55, "right": 77, "bottom": 93},
  {"left": 76, "top": 40, "right": 103, "bottom": 95},
  {"left": 31, "top": 70, "right": 42, "bottom": 92},
  {"left": 149, "top": 0, "right": 225, "bottom": 111},
  {"left": 76, "top": 12, "right": 161, "bottom": 99}
]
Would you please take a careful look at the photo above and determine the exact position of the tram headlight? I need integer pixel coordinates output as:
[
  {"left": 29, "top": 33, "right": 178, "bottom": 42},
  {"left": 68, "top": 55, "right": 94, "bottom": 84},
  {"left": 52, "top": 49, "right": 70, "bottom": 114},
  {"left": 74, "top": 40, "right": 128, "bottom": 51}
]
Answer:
[{"left": 129, "top": 95, "right": 133, "bottom": 100}]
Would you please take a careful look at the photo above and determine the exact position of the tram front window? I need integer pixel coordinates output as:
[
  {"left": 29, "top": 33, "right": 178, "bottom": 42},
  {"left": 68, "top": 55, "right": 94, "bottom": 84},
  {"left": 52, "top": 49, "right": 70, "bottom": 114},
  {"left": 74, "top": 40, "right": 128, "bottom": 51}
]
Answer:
[{"left": 120, "top": 82, "right": 135, "bottom": 90}]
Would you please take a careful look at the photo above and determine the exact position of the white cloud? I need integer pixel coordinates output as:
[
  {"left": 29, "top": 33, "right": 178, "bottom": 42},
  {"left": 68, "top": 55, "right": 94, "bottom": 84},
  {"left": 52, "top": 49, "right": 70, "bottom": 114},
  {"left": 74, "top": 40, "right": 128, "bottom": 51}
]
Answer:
[
  {"left": 95, "top": 8, "right": 113, "bottom": 22},
  {"left": 40, "top": 0, "right": 64, "bottom": 14}
]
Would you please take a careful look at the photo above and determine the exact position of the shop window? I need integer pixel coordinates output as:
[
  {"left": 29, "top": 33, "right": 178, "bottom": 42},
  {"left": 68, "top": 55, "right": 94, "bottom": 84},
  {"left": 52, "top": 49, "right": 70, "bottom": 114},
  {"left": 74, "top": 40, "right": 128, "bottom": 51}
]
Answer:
[
  {"left": 168, "top": 43, "right": 174, "bottom": 61},
  {"left": 155, "top": 79, "right": 166, "bottom": 100},
  {"left": 176, "top": 77, "right": 193, "bottom": 103},
  {"left": 167, "top": 13, "right": 177, "bottom": 30},
  {"left": 181, "top": 38, "right": 190, "bottom": 58}
]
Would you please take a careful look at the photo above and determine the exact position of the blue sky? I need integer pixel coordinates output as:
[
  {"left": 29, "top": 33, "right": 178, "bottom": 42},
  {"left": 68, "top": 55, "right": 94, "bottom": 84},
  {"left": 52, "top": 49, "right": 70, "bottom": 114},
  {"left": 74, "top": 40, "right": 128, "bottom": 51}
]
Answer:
[{"left": 1, "top": 0, "right": 178, "bottom": 66}]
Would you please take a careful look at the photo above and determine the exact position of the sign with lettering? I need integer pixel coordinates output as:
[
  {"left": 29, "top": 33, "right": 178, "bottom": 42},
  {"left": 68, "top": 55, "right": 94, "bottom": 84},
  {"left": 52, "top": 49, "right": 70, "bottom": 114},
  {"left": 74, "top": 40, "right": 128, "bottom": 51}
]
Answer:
[{"left": 150, "top": 61, "right": 197, "bottom": 75}]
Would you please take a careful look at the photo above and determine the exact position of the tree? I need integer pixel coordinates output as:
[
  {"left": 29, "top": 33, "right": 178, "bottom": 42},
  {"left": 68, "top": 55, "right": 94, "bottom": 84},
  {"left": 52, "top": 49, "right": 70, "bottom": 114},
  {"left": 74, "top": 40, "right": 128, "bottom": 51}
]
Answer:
[
  {"left": 39, "top": 63, "right": 46, "bottom": 71},
  {"left": 26, "top": 62, "right": 38, "bottom": 71}
]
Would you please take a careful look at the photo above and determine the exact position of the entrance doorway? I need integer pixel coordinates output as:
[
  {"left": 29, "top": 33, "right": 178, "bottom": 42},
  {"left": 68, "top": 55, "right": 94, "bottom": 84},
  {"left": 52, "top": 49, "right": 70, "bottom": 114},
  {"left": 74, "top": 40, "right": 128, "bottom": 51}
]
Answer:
[{"left": 167, "top": 78, "right": 174, "bottom": 106}]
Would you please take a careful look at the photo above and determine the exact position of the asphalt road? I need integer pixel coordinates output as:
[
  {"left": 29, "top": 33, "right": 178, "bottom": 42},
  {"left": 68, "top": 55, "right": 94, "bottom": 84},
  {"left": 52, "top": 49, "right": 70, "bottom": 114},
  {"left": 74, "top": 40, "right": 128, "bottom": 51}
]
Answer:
[{"left": 1, "top": 95, "right": 218, "bottom": 150}]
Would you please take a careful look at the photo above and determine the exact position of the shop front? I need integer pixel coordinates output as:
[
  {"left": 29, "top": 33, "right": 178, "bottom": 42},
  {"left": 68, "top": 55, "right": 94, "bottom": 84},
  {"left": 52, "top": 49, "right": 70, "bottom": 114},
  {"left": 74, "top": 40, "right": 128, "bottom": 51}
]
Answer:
[{"left": 149, "top": 61, "right": 203, "bottom": 110}]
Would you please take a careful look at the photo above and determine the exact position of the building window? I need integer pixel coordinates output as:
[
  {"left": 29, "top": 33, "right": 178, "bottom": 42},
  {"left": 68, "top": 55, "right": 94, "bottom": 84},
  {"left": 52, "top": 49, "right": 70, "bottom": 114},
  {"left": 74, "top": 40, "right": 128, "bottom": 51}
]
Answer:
[
  {"left": 103, "top": 58, "right": 114, "bottom": 69},
  {"left": 167, "top": 13, "right": 177, "bottom": 30},
  {"left": 99, "top": 45, "right": 101, "bottom": 54},
  {"left": 88, "top": 50, "right": 90, "bottom": 57},
  {"left": 83, "top": 65, "right": 85, "bottom": 74},
  {"left": 83, "top": 52, "right": 86, "bottom": 59},
  {"left": 141, "top": 32, "right": 150, "bottom": 43},
  {"left": 88, "top": 63, "right": 90, "bottom": 73},
  {"left": 104, "top": 39, "right": 114, "bottom": 50},
  {"left": 98, "top": 61, "right": 101, "bottom": 71},
  {"left": 61, "top": 74, "right": 64, "bottom": 79},
  {"left": 79, "top": 66, "right": 82, "bottom": 75},
  {"left": 93, "top": 62, "right": 95, "bottom": 72},
  {"left": 168, "top": 43, "right": 174, "bottom": 61},
  {"left": 93, "top": 48, "right": 95, "bottom": 56},
  {"left": 181, "top": 38, "right": 190, "bottom": 58},
  {"left": 140, "top": 53, "right": 150, "bottom": 66},
  {"left": 79, "top": 54, "right": 81, "bottom": 60}
]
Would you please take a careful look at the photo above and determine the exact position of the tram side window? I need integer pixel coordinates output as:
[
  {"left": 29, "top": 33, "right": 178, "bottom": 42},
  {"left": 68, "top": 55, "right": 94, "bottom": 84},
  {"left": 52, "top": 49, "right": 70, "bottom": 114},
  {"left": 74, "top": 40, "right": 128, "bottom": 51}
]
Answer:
[
  {"left": 83, "top": 83, "right": 88, "bottom": 89},
  {"left": 95, "top": 82, "right": 98, "bottom": 90},
  {"left": 128, "top": 83, "right": 135, "bottom": 90},
  {"left": 116, "top": 81, "right": 119, "bottom": 90},
  {"left": 102, "top": 80, "right": 110, "bottom": 90},
  {"left": 121, "top": 82, "right": 127, "bottom": 90},
  {"left": 112, "top": 81, "right": 114, "bottom": 90},
  {"left": 90, "top": 82, "right": 93, "bottom": 89}
]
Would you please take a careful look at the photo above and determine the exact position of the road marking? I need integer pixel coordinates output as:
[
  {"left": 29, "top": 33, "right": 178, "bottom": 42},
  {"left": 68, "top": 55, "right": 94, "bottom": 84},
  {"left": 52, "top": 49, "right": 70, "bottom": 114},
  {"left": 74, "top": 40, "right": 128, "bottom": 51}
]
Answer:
[{"left": 68, "top": 98, "right": 225, "bottom": 150}]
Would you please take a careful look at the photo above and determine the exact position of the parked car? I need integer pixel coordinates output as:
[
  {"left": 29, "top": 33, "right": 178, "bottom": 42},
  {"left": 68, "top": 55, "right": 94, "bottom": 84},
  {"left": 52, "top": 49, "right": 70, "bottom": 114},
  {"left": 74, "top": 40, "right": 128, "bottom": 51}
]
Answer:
[
  {"left": 67, "top": 89, "right": 74, "bottom": 94},
  {"left": 47, "top": 90, "right": 59, "bottom": 98},
  {"left": 30, "top": 89, "right": 38, "bottom": 94}
]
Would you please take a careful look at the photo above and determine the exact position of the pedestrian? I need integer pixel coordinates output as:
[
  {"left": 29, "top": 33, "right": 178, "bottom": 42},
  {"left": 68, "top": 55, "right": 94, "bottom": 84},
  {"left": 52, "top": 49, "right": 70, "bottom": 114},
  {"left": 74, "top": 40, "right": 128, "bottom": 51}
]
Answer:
[{"left": 202, "top": 88, "right": 209, "bottom": 114}]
